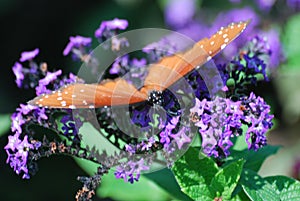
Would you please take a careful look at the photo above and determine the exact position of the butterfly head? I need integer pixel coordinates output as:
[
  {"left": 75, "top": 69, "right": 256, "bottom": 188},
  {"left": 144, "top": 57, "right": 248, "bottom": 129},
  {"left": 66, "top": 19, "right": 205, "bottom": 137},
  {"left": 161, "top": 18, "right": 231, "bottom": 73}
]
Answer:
[{"left": 148, "top": 90, "right": 164, "bottom": 106}]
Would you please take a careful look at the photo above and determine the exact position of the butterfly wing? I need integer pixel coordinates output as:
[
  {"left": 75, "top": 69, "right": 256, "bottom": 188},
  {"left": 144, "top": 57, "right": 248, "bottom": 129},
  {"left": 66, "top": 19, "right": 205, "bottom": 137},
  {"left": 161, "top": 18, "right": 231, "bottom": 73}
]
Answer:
[
  {"left": 142, "top": 21, "right": 249, "bottom": 92},
  {"left": 28, "top": 78, "right": 148, "bottom": 108}
]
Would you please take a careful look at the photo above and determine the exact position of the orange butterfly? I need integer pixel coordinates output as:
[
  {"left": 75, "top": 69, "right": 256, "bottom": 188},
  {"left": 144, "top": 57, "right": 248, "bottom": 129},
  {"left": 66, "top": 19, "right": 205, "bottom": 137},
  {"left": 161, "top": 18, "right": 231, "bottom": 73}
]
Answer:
[{"left": 28, "top": 21, "right": 249, "bottom": 109}]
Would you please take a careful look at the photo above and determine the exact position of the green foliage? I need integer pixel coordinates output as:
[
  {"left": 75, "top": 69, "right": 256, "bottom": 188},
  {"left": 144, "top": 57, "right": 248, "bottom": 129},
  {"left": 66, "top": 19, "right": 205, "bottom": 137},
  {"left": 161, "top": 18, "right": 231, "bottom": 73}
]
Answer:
[
  {"left": 172, "top": 147, "right": 244, "bottom": 201},
  {"left": 283, "top": 13, "right": 300, "bottom": 70},
  {"left": 0, "top": 114, "right": 11, "bottom": 137},
  {"left": 170, "top": 146, "right": 300, "bottom": 201}
]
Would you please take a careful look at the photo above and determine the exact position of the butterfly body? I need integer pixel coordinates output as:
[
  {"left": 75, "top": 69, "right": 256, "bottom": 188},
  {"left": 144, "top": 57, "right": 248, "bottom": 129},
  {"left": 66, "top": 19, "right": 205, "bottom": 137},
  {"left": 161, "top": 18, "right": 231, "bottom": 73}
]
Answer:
[{"left": 28, "top": 21, "right": 249, "bottom": 109}]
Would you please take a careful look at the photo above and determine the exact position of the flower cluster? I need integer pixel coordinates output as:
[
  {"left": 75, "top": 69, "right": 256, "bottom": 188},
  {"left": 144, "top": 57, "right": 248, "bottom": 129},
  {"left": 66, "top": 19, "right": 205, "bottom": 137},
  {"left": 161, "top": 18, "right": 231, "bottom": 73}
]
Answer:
[
  {"left": 190, "top": 93, "right": 273, "bottom": 159},
  {"left": 5, "top": 134, "right": 39, "bottom": 179}
]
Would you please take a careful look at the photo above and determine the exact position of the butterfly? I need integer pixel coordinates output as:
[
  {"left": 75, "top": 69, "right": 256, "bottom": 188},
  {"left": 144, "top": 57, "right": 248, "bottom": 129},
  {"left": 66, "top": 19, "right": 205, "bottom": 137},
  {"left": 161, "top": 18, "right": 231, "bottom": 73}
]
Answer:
[{"left": 28, "top": 21, "right": 249, "bottom": 109}]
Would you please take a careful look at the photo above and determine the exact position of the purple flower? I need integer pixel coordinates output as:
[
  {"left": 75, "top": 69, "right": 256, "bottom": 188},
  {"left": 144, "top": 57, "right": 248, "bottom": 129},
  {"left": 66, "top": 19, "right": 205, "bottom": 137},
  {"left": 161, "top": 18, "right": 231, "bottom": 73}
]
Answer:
[
  {"left": 20, "top": 48, "right": 39, "bottom": 62},
  {"left": 190, "top": 97, "right": 246, "bottom": 158},
  {"left": 260, "top": 29, "right": 284, "bottom": 68},
  {"left": 242, "top": 92, "right": 273, "bottom": 150},
  {"left": 256, "top": 0, "right": 276, "bottom": 11},
  {"left": 110, "top": 55, "right": 129, "bottom": 74},
  {"left": 170, "top": 126, "right": 191, "bottom": 149},
  {"left": 287, "top": 0, "right": 300, "bottom": 9},
  {"left": 35, "top": 69, "right": 62, "bottom": 95},
  {"left": 143, "top": 38, "right": 177, "bottom": 61},
  {"left": 61, "top": 114, "right": 83, "bottom": 137},
  {"left": 140, "top": 137, "right": 156, "bottom": 151},
  {"left": 17, "top": 104, "right": 37, "bottom": 115},
  {"left": 5, "top": 135, "right": 34, "bottom": 179},
  {"left": 11, "top": 112, "right": 25, "bottom": 135},
  {"left": 12, "top": 62, "right": 24, "bottom": 88},
  {"left": 95, "top": 18, "right": 128, "bottom": 38},
  {"left": 131, "top": 58, "right": 146, "bottom": 68},
  {"left": 164, "top": 0, "right": 196, "bottom": 28},
  {"left": 114, "top": 159, "right": 149, "bottom": 183},
  {"left": 63, "top": 35, "right": 92, "bottom": 56},
  {"left": 5, "top": 133, "right": 21, "bottom": 152},
  {"left": 39, "top": 70, "right": 62, "bottom": 86}
]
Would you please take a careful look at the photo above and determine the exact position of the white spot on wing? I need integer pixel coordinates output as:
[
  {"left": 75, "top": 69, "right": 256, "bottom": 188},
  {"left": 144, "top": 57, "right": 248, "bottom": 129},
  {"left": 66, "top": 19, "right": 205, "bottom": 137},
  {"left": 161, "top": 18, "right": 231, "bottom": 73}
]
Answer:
[
  {"left": 221, "top": 44, "right": 226, "bottom": 50},
  {"left": 207, "top": 56, "right": 212, "bottom": 61},
  {"left": 69, "top": 105, "right": 76, "bottom": 109},
  {"left": 57, "top": 97, "right": 63, "bottom": 101},
  {"left": 223, "top": 34, "right": 228, "bottom": 38},
  {"left": 210, "top": 41, "right": 215, "bottom": 45},
  {"left": 224, "top": 38, "right": 229, "bottom": 43},
  {"left": 61, "top": 101, "right": 67, "bottom": 106}
]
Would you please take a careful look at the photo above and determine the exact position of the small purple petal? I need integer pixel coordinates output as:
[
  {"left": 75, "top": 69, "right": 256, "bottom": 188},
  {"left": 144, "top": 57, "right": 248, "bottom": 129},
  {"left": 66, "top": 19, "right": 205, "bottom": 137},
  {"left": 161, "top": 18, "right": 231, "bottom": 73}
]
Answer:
[
  {"left": 39, "top": 70, "right": 62, "bottom": 86},
  {"left": 63, "top": 36, "right": 92, "bottom": 56},
  {"left": 20, "top": 48, "right": 39, "bottom": 62},
  {"left": 95, "top": 18, "right": 128, "bottom": 38},
  {"left": 12, "top": 62, "right": 24, "bottom": 88},
  {"left": 165, "top": 0, "right": 196, "bottom": 28}
]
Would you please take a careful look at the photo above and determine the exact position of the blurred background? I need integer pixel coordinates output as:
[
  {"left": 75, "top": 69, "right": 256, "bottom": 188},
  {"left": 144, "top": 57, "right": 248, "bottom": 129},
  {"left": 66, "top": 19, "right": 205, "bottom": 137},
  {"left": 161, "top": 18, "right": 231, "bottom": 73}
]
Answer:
[{"left": 1, "top": 0, "right": 300, "bottom": 200}]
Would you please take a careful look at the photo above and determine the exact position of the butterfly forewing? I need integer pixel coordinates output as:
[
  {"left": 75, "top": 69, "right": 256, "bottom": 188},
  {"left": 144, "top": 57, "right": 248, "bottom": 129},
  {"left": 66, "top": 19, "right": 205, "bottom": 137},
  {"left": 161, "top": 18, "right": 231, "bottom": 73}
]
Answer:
[
  {"left": 29, "top": 79, "right": 147, "bottom": 108},
  {"left": 143, "top": 21, "right": 249, "bottom": 93},
  {"left": 28, "top": 21, "right": 249, "bottom": 108}
]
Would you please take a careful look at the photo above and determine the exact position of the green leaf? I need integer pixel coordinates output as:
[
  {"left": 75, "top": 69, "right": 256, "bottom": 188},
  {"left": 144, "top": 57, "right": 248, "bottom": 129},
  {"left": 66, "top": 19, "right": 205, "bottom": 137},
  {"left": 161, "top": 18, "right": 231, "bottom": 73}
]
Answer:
[
  {"left": 230, "top": 145, "right": 279, "bottom": 172},
  {"left": 283, "top": 13, "right": 300, "bottom": 70},
  {"left": 171, "top": 147, "right": 219, "bottom": 200},
  {"left": 241, "top": 169, "right": 280, "bottom": 201},
  {"left": 265, "top": 176, "right": 300, "bottom": 201},
  {"left": 144, "top": 168, "right": 193, "bottom": 201},
  {"left": 244, "top": 146, "right": 280, "bottom": 172},
  {"left": 0, "top": 114, "right": 11, "bottom": 137},
  {"left": 210, "top": 159, "right": 245, "bottom": 200}
]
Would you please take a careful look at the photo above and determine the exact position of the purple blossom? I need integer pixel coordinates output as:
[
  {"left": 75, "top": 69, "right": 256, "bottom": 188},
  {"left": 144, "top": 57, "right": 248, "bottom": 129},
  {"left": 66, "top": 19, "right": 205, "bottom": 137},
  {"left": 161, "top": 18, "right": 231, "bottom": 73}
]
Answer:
[
  {"left": 5, "top": 135, "right": 34, "bottom": 179},
  {"left": 140, "top": 137, "right": 156, "bottom": 151},
  {"left": 12, "top": 62, "right": 24, "bottom": 88},
  {"left": 61, "top": 114, "right": 83, "bottom": 137},
  {"left": 11, "top": 112, "right": 25, "bottom": 135},
  {"left": 287, "top": 0, "right": 300, "bottom": 9},
  {"left": 63, "top": 35, "right": 92, "bottom": 56},
  {"left": 17, "top": 104, "right": 37, "bottom": 115},
  {"left": 143, "top": 38, "right": 177, "bottom": 61},
  {"left": 20, "top": 48, "right": 39, "bottom": 62},
  {"left": 95, "top": 18, "right": 128, "bottom": 38},
  {"left": 114, "top": 159, "right": 149, "bottom": 183},
  {"left": 39, "top": 70, "right": 62, "bottom": 86},
  {"left": 159, "top": 116, "right": 180, "bottom": 149},
  {"left": 35, "top": 70, "right": 62, "bottom": 95},
  {"left": 111, "top": 37, "right": 129, "bottom": 51},
  {"left": 242, "top": 92, "right": 273, "bottom": 150},
  {"left": 110, "top": 55, "right": 129, "bottom": 74},
  {"left": 256, "top": 0, "right": 276, "bottom": 11},
  {"left": 58, "top": 73, "right": 80, "bottom": 87},
  {"left": 260, "top": 29, "right": 284, "bottom": 69},
  {"left": 190, "top": 97, "right": 244, "bottom": 158},
  {"left": 170, "top": 126, "right": 191, "bottom": 149},
  {"left": 131, "top": 58, "right": 146, "bottom": 68},
  {"left": 164, "top": 0, "right": 196, "bottom": 28}
]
